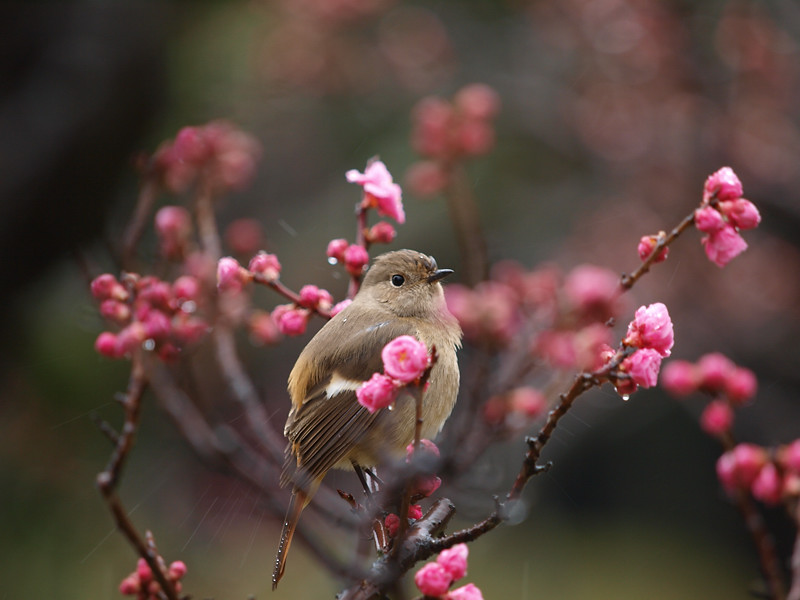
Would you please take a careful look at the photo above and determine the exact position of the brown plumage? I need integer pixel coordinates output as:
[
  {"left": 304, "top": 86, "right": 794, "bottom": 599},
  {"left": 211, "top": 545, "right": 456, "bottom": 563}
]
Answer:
[{"left": 272, "top": 249, "right": 462, "bottom": 589}]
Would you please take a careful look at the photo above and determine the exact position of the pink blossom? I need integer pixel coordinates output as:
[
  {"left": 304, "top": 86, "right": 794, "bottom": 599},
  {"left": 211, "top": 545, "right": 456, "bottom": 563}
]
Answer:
[
  {"left": 719, "top": 198, "right": 761, "bottom": 230},
  {"left": 136, "top": 558, "right": 153, "bottom": 583},
  {"left": 298, "top": 285, "right": 324, "bottom": 309},
  {"left": 697, "top": 352, "right": 735, "bottom": 391},
  {"left": 702, "top": 224, "right": 748, "bottom": 267},
  {"left": 563, "top": 264, "right": 621, "bottom": 322},
  {"left": 437, "top": 544, "right": 468, "bottom": 580},
  {"left": 693, "top": 206, "right": 725, "bottom": 234},
  {"left": 273, "top": 306, "right": 309, "bottom": 336},
  {"left": 100, "top": 299, "right": 131, "bottom": 324},
  {"left": 155, "top": 206, "right": 192, "bottom": 251},
  {"left": 626, "top": 302, "right": 674, "bottom": 357},
  {"left": 411, "top": 97, "right": 454, "bottom": 158},
  {"left": 173, "top": 276, "right": 201, "bottom": 303},
  {"left": 454, "top": 83, "right": 501, "bottom": 120},
  {"left": 330, "top": 299, "right": 352, "bottom": 317},
  {"left": 447, "top": 583, "right": 485, "bottom": 600},
  {"left": 407, "top": 504, "right": 423, "bottom": 520},
  {"left": 117, "top": 322, "right": 147, "bottom": 355},
  {"left": 224, "top": 218, "right": 263, "bottom": 256},
  {"left": 414, "top": 562, "right": 452, "bottom": 597},
  {"left": 700, "top": 400, "right": 733, "bottom": 437},
  {"left": 704, "top": 166, "right": 743, "bottom": 201},
  {"left": 172, "top": 125, "right": 212, "bottom": 164},
  {"left": 406, "top": 438, "right": 441, "bottom": 460},
  {"left": 119, "top": 575, "right": 140, "bottom": 595},
  {"left": 248, "top": 252, "right": 281, "bottom": 282},
  {"left": 172, "top": 314, "right": 209, "bottom": 345},
  {"left": 660, "top": 360, "right": 698, "bottom": 396},
  {"left": 326, "top": 238, "right": 350, "bottom": 262},
  {"left": 752, "top": 463, "right": 782, "bottom": 506},
  {"left": 411, "top": 473, "right": 442, "bottom": 498},
  {"left": 405, "top": 160, "right": 448, "bottom": 197},
  {"left": 536, "top": 330, "right": 577, "bottom": 369},
  {"left": 382, "top": 335, "right": 429, "bottom": 383},
  {"left": 730, "top": 443, "right": 768, "bottom": 487},
  {"left": 508, "top": 387, "right": 547, "bottom": 419},
  {"left": 384, "top": 513, "right": 400, "bottom": 537},
  {"left": 456, "top": 120, "right": 495, "bottom": 156},
  {"left": 366, "top": 221, "right": 396, "bottom": 244},
  {"left": 346, "top": 160, "right": 405, "bottom": 223},
  {"left": 637, "top": 235, "right": 669, "bottom": 263},
  {"left": 716, "top": 452, "right": 737, "bottom": 491},
  {"left": 217, "top": 257, "right": 247, "bottom": 291},
  {"left": 344, "top": 244, "right": 370, "bottom": 277},
  {"left": 248, "top": 311, "right": 282, "bottom": 345},
  {"left": 623, "top": 348, "right": 663, "bottom": 388},
  {"left": 91, "top": 273, "right": 128, "bottom": 302},
  {"left": 725, "top": 367, "right": 757, "bottom": 405},
  {"left": 780, "top": 440, "right": 800, "bottom": 473},
  {"left": 142, "top": 310, "right": 171, "bottom": 341},
  {"left": 356, "top": 373, "right": 399, "bottom": 413},
  {"left": 95, "top": 332, "right": 121, "bottom": 358}
]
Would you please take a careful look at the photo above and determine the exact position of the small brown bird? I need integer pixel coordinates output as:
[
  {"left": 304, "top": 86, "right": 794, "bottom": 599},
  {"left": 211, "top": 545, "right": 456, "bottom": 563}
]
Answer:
[{"left": 272, "top": 249, "right": 462, "bottom": 589}]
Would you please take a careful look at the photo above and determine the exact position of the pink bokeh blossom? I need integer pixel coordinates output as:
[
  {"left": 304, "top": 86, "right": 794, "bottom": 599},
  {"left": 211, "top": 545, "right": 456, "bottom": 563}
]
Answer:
[{"left": 700, "top": 400, "right": 733, "bottom": 436}]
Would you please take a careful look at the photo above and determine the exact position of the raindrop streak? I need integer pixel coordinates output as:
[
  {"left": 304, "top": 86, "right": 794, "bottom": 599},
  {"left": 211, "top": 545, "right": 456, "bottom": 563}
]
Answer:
[
  {"left": 240, "top": 508, "right": 265, "bottom": 569},
  {"left": 182, "top": 496, "right": 219, "bottom": 551}
]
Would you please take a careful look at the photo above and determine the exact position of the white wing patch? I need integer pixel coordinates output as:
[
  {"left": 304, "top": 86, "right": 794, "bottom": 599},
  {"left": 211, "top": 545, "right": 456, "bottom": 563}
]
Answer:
[{"left": 326, "top": 373, "right": 364, "bottom": 398}]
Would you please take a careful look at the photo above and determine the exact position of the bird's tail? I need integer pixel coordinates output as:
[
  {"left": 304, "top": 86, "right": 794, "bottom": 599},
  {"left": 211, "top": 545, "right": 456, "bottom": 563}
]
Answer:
[{"left": 272, "top": 487, "right": 308, "bottom": 590}]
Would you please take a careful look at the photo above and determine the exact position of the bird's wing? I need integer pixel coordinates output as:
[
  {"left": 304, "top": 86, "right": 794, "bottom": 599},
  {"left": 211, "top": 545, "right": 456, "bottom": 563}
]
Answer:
[{"left": 281, "top": 314, "right": 417, "bottom": 487}]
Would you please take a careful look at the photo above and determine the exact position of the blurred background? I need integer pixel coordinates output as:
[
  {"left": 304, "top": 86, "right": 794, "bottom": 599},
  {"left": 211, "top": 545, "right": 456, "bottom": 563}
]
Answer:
[{"left": 2, "top": 0, "right": 800, "bottom": 598}]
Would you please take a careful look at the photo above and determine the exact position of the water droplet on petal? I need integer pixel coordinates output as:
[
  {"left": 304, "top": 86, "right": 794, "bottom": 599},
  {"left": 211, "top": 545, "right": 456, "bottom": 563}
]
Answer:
[
  {"left": 621, "top": 394, "right": 630, "bottom": 401},
  {"left": 328, "top": 257, "right": 338, "bottom": 265},
  {"left": 143, "top": 339, "right": 155, "bottom": 351}
]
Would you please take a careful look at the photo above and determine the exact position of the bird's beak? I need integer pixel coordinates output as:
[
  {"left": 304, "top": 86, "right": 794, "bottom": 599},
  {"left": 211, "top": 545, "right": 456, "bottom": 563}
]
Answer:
[{"left": 427, "top": 268, "right": 454, "bottom": 283}]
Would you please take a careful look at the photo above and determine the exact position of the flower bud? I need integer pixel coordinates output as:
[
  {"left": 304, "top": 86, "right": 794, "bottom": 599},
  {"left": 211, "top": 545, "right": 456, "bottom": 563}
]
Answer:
[
  {"left": 637, "top": 235, "right": 669, "bottom": 263},
  {"left": 751, "top": 463, "right": 782, "bottom": 506},
  {"left": 248, "top": 252, "right": 281, "bottom": 282},
  {"left": 344, "top": 244, "right": 370, "bottom": 277},
  {"left": 95, "top": 332, "right": 121, "bottom": 358},
  {"left": 326, "top": 238, "right": 349, "bottom": 263},
  {"left": 415, "top": 562, "right": 452, "bottom": 597},
  {"left": 699, "top": 400, "right": 733, "bottom": 437},
  {"left": 437, "top": 543, "right": 468, "bottom": 581}
]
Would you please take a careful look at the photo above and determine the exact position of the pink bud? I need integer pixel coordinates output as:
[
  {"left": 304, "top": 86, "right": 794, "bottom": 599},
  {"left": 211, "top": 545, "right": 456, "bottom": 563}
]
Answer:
[
  {"left": 699, "top": 399, "right": 733, "bottom": 437},
  {"left": 411, "top": 97, "right": 454, "bottom": 158},
  {"left": 385, "top": 513, "right": 400, "bottom": 537},
  {"left": 249, "top": 311, "right": 282, "bottom": 345},
  {"left": 344, "top": 244, "right": 370, "bottom": 277},
  {"left": 138, "top": 280, "right": 173, "bottom": 311},
  {"left": 224, "top": 218, "right": 263, "bottom": 256},
  {"left": 563, "top": 264, "right": 621, "bottom": 322},
  {"left": 172, "top": 126, "right": 211, "bottom": 164},
  {"left": 91, "top": 273, "right": 128, "bottom": 302},
  {"left": 625, "top": 302, "right": 674, "bottom": 357},
  {"left": 172, "top": 315, "right": 209, "bottom": 345},
  {"left": 454, "top": 83, "right": 501, "bottom": 120},
  {"left": 637, "top": 235, "right": 669, "bottom": 263},
  {"left": 155, "top": 206, "right": 192, "bottom": 238},
  {"left": 136, "top": 558, "right": 153, "bottom": 583},
  {"left": 119, "top": 575, "right": 141, "bottom": 595},
  {"left": 326, "top": 238, "right": 349, "bottom": 262},
  {"left": 95, "top": 332, "right": 121, "bottom": 358},
  {"left": 719, "top": 198, "right": 761, "bottom": 230},
  {"left": 413, "top": 475, "right": 442, "bottom": 498},
  {"left": 725, "top": 367, "right": 757, "bottom": 405},
  {"left": 751, "top": 463, "right": 782, "bottom": 506},
  {"left": 704, "top": 166, "right": 743, "bottom": 201},
  {"left": 535, "top": 330, "right": 577, "bottom": 370},
  {"left": 142, "top": 310, "right": 171, "bottom": 341},
  {"left": 405, "top": 160, "right": 448, "bottom": 197},
  {"left": 366, "top": 221, "right": 396, "bottom": 244},
  {"left": 614, "top": 377, "right": 638, "bottom": 398},
  {"left": 117, "top": 322, "right": 147, "bottom": 355},
  {"left": 697, "top": 353, "right": 735, "bottom": 392},
  {"left": 382, "top": 335, "right": 429, "bottom": 383},
  {"left": 414, "top": 562, "right": 453, "bottom": 597},
  {"left": 660, "top": 360, "right": 698, "bottom": 396},
  {"left": 623, "top": 348, "right": 663, "bottom": 388},
  {"left": 330, "top": 299, "right": 352, "bottom": 317},
  {"left": 731, "top": 443, "right": 768, "bottom": 488},
  {"left": 248, "top": 252, "right": 281, "bottom": 282},
  {"left": 100, "top": 299, "right": 131, "bottom": 324},
  {"left": 693, "top": 206, "right": 725, "bottom": 234},
  {"left": 508, "top": 387, "right": 547, "bottom": 419},
  {"left": 447, "top": 583, "right": 485, "bottom": 600},
  {"left": 168, "top": 560, "right": 187, "bottom": 580},
  {"left": 356, "top": 373, "right": 399, "bottom": 413},
  {"left": 456, "top": 119, "right": 495, "bottom": 156},
  {"left": 217, "top": 257, "right": 248, "bottom": 291},
  {"left": 716, "top": 451, "right": 737, "bottom": 492},
  {"left": 298, "top": 285, "right": 323, "bottom": 309},
  {"left": 406, "top": 438, "right": 441, "bottom": 460},
  {"left": 408, "top": 504, "right": 423, "bottom": 520},
  {"left": 701, "top": 224, "right": 748, "bottom": 267},
  {"left": 274, "top": 307, "right": 309, "bottom": 336},
  {"left": 437, "top": 543, "right": 468, "bottom": 581}
]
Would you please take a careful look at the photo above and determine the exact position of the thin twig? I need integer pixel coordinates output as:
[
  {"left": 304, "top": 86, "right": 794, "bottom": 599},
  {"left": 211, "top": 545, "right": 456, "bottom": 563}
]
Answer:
[{"left": 121, "top": 179, "right": 160, "bottom": 270}]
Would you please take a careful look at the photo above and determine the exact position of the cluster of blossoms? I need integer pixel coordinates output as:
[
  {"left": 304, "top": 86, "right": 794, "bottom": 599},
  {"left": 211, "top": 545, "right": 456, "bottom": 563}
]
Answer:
[
  {"left": 406, "top": 84, "right": 501, "bottom": 197},
  {"left": 610, "top": 302, "right": 674, "bottom": 395},
  {"left": 92, "top": 272, "right": 208, "bottom": 361},
  {"left": 446, "top": 261, "right": 622, "bottom": 370},
  {"left": 637, "top": 166, "right": 761, "bottom": 269},
  {"left": 384, "top": 440, "right": 443, "bottom": 536},
  {"left": 662, "top": 352, "right": 757, "bottom": 436},
  {"left": 119, "top": 558, "right": 187, "bottom": 599},
  {"left": 414, "top": 544, "right": 483, "bottom": 600},
  {"left": 717, "top": 440, "right": 800, "bottom": 506},
  {"left": 151, "top": 120, "right": 262, "bottom": 194},
  {"left": 356, "top": 335, "right": 432, "bottom": 413}
]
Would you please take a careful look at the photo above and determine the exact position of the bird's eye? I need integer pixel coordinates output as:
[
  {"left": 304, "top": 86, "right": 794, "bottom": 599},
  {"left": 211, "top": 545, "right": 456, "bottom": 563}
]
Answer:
[{"left": 391, "top": 274, "right": 405, "bottom": 287}]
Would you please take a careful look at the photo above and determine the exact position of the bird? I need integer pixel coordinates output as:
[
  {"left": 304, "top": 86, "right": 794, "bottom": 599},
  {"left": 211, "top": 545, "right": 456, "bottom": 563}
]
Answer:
[{"left": 272, "top": 249, "right": 462, "bottom": 589}]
